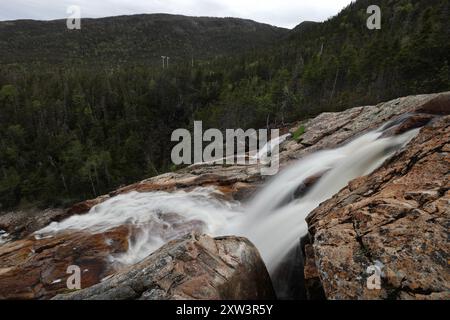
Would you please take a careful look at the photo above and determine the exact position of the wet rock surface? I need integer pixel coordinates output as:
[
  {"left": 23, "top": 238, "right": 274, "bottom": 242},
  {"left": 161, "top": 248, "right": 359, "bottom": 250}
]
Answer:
[
  {"left": 284, "top": 93, "right": 447, "bottom": 161},
  {"left": 0, "top": 226, "right": 130, "bottom": 299},
  {"left": 53, "top": 233, "right": 276, "bottom": 300}
]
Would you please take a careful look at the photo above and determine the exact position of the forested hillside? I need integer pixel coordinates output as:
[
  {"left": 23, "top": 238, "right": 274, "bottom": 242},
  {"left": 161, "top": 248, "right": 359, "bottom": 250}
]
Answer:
[
  {"left": 0, "top": 14, "right": 287, "bottom": 65},
  {"left": 282, "top": 0, "right": 450, "bottom": 113},
  {"left": 0, "top": 0, "right": 449, "bottom": 210}
]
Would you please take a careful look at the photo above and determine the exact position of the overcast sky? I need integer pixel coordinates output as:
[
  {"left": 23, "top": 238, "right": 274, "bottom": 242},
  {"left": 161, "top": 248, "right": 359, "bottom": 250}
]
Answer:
[{"left": 0, "top": 0, "right": 354, "bottom": 29}]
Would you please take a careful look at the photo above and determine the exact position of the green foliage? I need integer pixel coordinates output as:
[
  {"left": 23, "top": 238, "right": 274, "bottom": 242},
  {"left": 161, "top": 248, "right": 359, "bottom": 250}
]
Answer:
[
  {"left": 0, "top": 14, "right": 287, "bottom": 66},
  {"left": 293, "top": 126, "right": 306, "bottom": 142},
  {"left": 0, "top": 85, "right": 18, "bottom": 104},
  {"left": 0, "top": 0, "right": 449, "bottom": 210}
]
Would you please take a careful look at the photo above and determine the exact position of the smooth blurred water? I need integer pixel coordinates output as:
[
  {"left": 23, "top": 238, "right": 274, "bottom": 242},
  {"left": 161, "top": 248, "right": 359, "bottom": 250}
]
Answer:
[
  {"left": 35, "top": 127, "right": 419, "bottom": 273},
  {"left": 0, "top": 229, "right": 10, "bottom": 245}
]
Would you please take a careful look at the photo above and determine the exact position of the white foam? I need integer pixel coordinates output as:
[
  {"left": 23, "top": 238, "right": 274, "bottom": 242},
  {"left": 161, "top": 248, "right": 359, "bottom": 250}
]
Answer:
[
  {"left": 0, "top": 229, "right": 10, "bottom": 245},
  {"left": 36, "top": 187, "right": 242, "bottom": 265},
  {"left": 253, "top": 133, "right": 291, "bottom": 163},
  {"left": 34, "top": 127, "right": 419, "bottom": 273}
]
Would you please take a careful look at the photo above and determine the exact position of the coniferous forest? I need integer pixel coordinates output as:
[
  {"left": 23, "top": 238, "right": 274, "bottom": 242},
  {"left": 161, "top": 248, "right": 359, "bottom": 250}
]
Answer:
[{"left": 0, "top": 0, "right": 449, "bottom": 210}]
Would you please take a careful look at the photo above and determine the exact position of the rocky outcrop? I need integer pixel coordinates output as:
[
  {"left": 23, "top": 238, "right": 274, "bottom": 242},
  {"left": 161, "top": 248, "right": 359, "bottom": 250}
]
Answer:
[
  {"left": 0, "top": 208, "right": 67, "bottom": 241},
  {"left": 0, "top": 92, "right": 449, "bottom": 300},
  {"left": 0, "top": 226, "right": 130, "bottom": 299},
  {"left": 53, "top": 233, "right": 275, "bottom": 300},
  {"left": 64, "top": 167, "right": 266, "bottom": 218},
  {"left": 0, "top": 169, "right": 263, "bottom": 241},
  {"left": 305, "top": 116, "right": 450, "bottom": 300},
  {"left": 281, "top": 92, "right": 449, "bottom": 163}
]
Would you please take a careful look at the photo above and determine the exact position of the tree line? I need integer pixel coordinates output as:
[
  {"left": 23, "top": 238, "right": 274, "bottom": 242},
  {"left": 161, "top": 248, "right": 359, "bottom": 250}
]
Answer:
[{"left": 0, "top": 0, "right": 449, "bottom": 210}]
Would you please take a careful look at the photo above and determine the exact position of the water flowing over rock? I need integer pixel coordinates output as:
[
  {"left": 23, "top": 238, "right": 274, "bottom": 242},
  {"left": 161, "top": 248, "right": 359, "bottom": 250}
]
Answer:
[
  {"left": 281, "top": 92, "right": 449, "bottom": 163},
  {"left": 0, "top": 92, "right": 449, "bottom": 300},
  {"left": 305, "top": 116, "right": 450, "bottom": 300},
  {"left": 53, "top": 233, "right": 275, "bottom": 300},
  {"left": 45, "top": 93, "right": 449, "bottom": 218}
]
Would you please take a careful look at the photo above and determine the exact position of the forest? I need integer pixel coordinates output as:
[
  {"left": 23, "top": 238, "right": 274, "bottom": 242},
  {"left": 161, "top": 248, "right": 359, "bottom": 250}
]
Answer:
[{"left": 0, "top": 0, "right": 449, "bottom": 210}]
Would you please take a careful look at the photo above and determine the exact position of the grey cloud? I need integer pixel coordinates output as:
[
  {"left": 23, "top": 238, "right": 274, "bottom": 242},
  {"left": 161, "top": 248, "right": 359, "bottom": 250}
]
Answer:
[{"left": 0, "top": 0, "right": 353, "bottom": 28}]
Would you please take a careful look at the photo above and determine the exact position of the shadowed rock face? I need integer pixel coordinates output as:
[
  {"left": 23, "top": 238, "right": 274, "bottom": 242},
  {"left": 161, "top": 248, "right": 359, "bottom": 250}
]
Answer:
[
  {"left": 306, "top": 116, "right": 450, "bottom": 300},
  {"left": 53, "top": 233, "right": 276, "bottom": 300}
]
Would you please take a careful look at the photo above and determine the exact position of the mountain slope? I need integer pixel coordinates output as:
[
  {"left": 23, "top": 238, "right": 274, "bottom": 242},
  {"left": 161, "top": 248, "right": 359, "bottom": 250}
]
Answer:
[
  {"left": 0, "top": 0, "right": 449, "bottom": 210},
  {"left": 277, "top": 0, "right": 450, "bottom": 112},
  {"left": 0, "top": 14, "right": 288, "bottom": 65},
  {"left": 193, "top": 0, "right": 450, "bottom": 128}
]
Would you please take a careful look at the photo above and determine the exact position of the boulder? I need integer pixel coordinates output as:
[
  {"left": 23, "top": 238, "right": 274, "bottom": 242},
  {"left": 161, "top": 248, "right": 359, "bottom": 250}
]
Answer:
[
  {"left": 415, "top": 92, "right": 450, "bottom": 115},
  {"left": 53, "top": 233, "right": 275, "bottom": 300}
]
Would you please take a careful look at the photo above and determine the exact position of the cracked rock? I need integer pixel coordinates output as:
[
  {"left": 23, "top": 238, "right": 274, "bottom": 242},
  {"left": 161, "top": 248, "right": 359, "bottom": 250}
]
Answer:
[{"left": 306, "top": 116, "right": 450, "bottom": 300}]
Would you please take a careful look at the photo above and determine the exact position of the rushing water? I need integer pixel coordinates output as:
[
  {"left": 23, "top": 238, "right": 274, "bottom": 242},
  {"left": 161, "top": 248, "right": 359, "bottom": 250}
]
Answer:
[
  {"left": 35, "top": 126, "right": 419, "bottom": 274},
  {"left": 253, "top": 133, "right": 292, "bottom": 163},
  {"left": 236, "top": 128, "right": 419, "bottom": 271},
  {"left": 37, "top": 187, "right": 242, "bottom": 264},
  {"left": 0, "top": 229, "right": 10, "bottom": 245}
]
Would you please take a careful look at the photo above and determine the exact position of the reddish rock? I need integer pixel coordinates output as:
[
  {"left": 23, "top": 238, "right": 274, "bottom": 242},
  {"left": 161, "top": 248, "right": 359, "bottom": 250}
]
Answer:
[
  {"left": 303, "top": 244, "right": 326, "bottom": 300},
  {"left": 67, "top": 170, "right": 265, "bottom": 216},
  {"left": 67, "top": 196, "right": 110, "bottom": 216},
  {"left": 0, "top": 226, "right": 130, "bottom": 299},
  {"left": 380, "top": 113, "right": 434, "bottom": 138},
  {"left": 0, "top": 208, "right": 67, "bottom": 240},
  {"left": 414, "top": 92, "right": 450, "bottom": 115},
  {"left": 306, "top": 116, "right": 450, "bottom": 300}
]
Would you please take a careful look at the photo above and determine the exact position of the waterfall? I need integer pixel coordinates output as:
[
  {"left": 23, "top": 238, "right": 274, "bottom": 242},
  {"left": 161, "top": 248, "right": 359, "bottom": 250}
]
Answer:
[
  {"left": 37, "top": 187, "right": 241, "bottom": 265},
  {"left": 0, "top": 230, "right": 9, "bottom": 245},
  {"left": 254, "top": 133, "right": 292, "bottom": 162},
  {"left": 237, "top": 128, "right": 419, "bottom": 272},
  {"left": 35, "top": 126, "right": 419, "bottom": 274}
]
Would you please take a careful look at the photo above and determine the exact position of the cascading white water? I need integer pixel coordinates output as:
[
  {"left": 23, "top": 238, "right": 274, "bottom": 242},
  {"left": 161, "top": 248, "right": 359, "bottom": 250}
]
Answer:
[
  {"left": 254, "top": 133, "right": 292, "bottom": 162},
  {"left": 236, "top": 128, "right": 419, "bottom": 271},
  {"left": 0, "top": 230, "right": 9, "bottom": 245},
  {"left": 37, "top": 187, "right": 241, "bottom": 264},
  {"left": 34, "top": 126, "right": 420, "bottom": 273}
]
